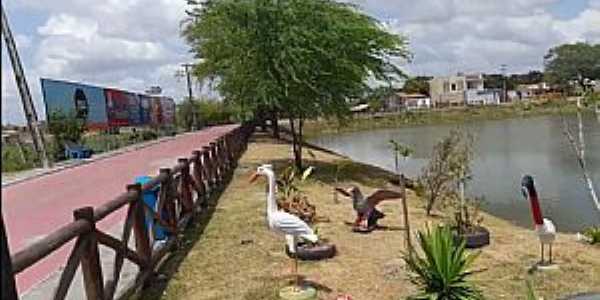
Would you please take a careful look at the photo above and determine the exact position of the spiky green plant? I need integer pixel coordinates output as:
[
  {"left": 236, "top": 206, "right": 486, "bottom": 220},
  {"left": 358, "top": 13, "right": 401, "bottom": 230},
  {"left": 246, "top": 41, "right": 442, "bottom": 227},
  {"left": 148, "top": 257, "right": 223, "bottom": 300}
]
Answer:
[
  {"left": 404, "top": 225, "right": 483, "bottom": 300},
  {"left": 525, "top": 280, "right": 537, "bottom": 300},
  {"left": 583, "top": 226, "right": 600, "bottom": 244}
]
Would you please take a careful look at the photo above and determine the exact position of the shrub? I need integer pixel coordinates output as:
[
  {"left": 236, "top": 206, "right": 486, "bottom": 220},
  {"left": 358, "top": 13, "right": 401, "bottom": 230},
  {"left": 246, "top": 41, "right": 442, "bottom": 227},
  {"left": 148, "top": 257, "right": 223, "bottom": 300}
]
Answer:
[
  {"left": 1, "top": 144, "right": 37, "bottom": 172},
  {"left": 419, "top": 130, "right": 474, "bottom": 215},
  {"left": 404, "top": 225, "right": 483, "bottom": 300},
  {"left": 276, "top": 164, "right": 316, "bottom": 223},
  {"left": 47, "top": 111, "right": 86, "bottom": 160}
]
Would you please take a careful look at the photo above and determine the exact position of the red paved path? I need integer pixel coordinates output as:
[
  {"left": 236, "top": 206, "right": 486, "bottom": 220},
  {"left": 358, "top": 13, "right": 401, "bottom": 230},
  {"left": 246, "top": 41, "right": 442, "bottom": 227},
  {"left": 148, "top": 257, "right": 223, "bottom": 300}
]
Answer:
[{"left": 1, "top": 124, "right": 238, "bottom": 295}]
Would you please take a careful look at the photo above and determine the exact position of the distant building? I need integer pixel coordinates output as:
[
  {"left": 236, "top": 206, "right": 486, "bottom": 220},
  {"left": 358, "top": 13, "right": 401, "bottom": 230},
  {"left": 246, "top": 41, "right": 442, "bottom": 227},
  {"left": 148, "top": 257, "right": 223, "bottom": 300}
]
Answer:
[
  {"left": 465, "top": 89, "right": 502, "bottom": 106},
  {"left": 516, "top": 82, "right": 550, "bottom": 100},
  {"left": 429, "top": 73, "right": 485, "bottom": 107},
  {"left": 384, "top": 92, "right": 431, "bottom": 111},
  {"left": 591, "top": 80, "right": 600, "bottom": 93}
]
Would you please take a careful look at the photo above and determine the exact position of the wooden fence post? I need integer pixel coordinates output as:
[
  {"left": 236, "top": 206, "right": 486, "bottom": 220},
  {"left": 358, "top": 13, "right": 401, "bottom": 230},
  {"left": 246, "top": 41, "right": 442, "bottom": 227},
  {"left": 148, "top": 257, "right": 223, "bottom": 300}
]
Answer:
[
  {"left": 217, "top": 138, "right": 229, "bottom": 175},
  {"left": 1, "top": 214, "right": 17, "bottom": 300},
  {"left": 73, "top": 207, "right": 104, "bottom": 300},
  {"left": 130, "top": 183, "right": 151, "bottom": 266},
  {"left": 201, "top": 146, "right": 214, "bottom": 190},
  {"left": 178, "top": 158, "right": 194, "bottom": 214},
  {"left": 191, "top": 150, "right": 207, "bottom": 205},
  {"left": 210, "top": 142, "right": 223, "bottom": 185},
  {"left": 159, "top": 168, "right": 177, "bottom": 230}
]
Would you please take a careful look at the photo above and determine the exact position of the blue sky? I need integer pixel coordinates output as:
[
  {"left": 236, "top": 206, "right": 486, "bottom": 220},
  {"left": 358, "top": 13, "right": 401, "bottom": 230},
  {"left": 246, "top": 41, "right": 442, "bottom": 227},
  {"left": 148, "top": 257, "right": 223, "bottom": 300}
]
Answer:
[{"left": 2, "top": 0, "right": 600, "bottom": 125}]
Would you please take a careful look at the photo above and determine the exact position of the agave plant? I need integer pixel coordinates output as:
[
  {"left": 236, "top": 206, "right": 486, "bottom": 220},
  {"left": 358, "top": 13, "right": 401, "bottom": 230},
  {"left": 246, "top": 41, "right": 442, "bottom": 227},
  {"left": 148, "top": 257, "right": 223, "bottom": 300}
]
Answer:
[{"left": 404, "top": 225, "right": 483, "bottom": 300}]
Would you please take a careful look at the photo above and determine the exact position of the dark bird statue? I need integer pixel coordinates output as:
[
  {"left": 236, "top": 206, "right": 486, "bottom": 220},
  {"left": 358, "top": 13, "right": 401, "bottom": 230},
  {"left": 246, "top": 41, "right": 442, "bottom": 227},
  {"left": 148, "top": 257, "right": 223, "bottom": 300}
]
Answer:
[{"left": 335, "top": 185, "right": 404, "bottom": 230}]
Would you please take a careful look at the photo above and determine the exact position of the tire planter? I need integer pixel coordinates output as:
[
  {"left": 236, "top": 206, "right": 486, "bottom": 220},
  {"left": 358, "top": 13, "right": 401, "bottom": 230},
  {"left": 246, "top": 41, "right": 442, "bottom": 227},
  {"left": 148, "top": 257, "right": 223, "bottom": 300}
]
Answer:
[
  {"left": 278, "top": 285, "right": 317, "bottom": 300},
  {"left": 286, "top": 242, "right": 337, "bottom": 261},
  {"left": 561, "top": 293, "right": 600, "bottom": 300},
  {"left": 453, "top": 226, "right": 490, "bottom": 249}
]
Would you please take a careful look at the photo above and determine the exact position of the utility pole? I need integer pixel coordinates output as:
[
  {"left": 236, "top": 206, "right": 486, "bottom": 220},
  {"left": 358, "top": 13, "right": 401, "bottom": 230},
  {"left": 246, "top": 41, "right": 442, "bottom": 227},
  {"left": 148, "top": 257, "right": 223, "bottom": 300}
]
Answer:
[
  {"left": 1, "top": 4, "right": 50, "bottom": 168},
  {"left": 500, "top": 64, "right": 508, "bottom": 103},
  {"left": 181, "top": 63, "right": 198, "bottom": 130}
]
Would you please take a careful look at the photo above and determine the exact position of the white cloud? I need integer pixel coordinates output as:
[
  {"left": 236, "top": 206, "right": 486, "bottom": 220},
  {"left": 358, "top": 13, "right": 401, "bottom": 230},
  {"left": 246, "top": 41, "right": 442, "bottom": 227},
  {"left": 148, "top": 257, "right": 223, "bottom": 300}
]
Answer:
[
  {"left": 2, "top": 0, "right": 195, "bottom": 125},
  {"left": 3, "top": 0, "right": 600, "bottom": 125},
  {"left": 356, "top": 0, "right": 600, "bottom": 75}
]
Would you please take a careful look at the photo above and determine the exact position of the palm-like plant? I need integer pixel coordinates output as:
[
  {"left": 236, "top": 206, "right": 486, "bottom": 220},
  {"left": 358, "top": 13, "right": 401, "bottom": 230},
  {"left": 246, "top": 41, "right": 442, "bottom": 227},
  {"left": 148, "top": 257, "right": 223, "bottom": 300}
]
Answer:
[{"left": 404, "top": 225, "right": 483, "bottom": 300}]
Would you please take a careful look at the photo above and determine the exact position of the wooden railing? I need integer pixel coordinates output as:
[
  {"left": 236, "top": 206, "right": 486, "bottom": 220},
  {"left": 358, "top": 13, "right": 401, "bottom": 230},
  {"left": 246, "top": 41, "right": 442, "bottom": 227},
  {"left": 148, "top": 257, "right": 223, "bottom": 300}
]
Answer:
[{"left": 1, "top": 123, "right": 255, "bottom": 300}]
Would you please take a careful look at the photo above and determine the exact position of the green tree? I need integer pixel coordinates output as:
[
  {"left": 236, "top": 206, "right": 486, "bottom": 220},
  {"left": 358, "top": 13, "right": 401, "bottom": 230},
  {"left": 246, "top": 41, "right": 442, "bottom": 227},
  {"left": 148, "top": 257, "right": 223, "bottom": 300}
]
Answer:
[
  {"left": 544, "top": 42, "right": 600, "bottom": 91},
  {"left": 184, "top": 0, "right": 409, "bottom": 169},
  {"left": 47, "top": 111, "right": 86, "bottom": 159},
  {"left": 403, "top": 76, "right": 431, "bottom": 96}
]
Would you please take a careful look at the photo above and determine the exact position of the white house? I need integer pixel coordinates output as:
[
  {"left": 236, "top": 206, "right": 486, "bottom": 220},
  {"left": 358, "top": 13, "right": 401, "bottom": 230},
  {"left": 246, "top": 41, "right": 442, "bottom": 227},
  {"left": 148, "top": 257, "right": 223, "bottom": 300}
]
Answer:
[
  {"left": 465, "top": 89, "right": 501, "bottom": 106},
  {"left": 385, "top": 92, "right": 431, "bottom": 111}
]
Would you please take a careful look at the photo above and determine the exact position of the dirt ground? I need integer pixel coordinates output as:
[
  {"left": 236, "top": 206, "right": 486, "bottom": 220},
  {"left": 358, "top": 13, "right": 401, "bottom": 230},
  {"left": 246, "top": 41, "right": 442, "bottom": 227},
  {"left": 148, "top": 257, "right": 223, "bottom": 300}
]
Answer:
[{"left": 138, "top": 132, "right": 600, "bottom": 300}]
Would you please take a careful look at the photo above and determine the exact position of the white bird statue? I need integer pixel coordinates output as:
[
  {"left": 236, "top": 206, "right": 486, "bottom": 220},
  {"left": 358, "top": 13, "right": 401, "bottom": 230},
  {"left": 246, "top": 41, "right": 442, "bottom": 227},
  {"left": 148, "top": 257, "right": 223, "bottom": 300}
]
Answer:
[
  {"left": 521, "top": 175, "right": 556, "bottom": 265},
  {"left": 250, "top": 164, "right": 318, "bottom": 286}
]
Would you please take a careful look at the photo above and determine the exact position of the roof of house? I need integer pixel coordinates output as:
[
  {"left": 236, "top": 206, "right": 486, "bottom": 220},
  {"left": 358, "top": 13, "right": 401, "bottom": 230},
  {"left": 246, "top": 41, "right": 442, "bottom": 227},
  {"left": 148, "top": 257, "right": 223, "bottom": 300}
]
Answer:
[
  {"left": 396, "top": 92, "right": 428, "bottom": 98},
  {"left": 350, "top": 104, "right": 370, "bottom": 112}
]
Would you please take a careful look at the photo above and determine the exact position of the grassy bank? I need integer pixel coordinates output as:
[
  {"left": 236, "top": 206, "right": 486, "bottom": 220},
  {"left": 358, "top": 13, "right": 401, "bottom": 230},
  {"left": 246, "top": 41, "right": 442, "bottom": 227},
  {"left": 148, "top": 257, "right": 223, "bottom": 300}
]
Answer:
[
  {"left": 138, "top": 132, "right": 600, "bottom": 300},
  {"left": 304, "top": 101, "right": 583, "bottom": 138}
]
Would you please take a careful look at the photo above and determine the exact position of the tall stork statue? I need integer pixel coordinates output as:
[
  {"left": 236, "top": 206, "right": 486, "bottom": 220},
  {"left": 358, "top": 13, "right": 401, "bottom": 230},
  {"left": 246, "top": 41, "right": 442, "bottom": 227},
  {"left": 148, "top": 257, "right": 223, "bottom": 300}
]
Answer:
[
  {"left": 250, "top": 164, "right": 318, "bottom": 288},
  {"left": 521, "top": 175, "right": 556, "bottom": 265}
]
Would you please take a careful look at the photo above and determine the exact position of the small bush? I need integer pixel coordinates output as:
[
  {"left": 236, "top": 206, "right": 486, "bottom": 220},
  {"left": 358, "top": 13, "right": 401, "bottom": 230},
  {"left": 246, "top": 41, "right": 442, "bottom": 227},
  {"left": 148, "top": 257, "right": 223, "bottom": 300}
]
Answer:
[{"left": 1, "top": 144, "right": 37, "bottom": 172}]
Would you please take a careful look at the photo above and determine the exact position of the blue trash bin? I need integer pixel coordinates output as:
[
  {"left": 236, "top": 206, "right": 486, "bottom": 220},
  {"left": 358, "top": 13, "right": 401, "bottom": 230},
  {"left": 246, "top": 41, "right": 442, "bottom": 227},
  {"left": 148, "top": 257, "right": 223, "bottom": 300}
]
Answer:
[{"left": 135, "top": 176, "right": 168, "bottom": 241}]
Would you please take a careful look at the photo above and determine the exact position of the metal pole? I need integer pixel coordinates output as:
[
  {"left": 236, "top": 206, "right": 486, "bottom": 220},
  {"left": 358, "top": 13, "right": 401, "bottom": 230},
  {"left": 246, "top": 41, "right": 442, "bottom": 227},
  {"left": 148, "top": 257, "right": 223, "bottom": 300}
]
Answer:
[
  {"left": 500, "top": 64, "right": 508, "bottom": 103},
  {"left": 2, "top": 4, "right": 50, "bottom": 168},
  {"left": 182, "top": 63, "right": 197, "bottom": 130}
]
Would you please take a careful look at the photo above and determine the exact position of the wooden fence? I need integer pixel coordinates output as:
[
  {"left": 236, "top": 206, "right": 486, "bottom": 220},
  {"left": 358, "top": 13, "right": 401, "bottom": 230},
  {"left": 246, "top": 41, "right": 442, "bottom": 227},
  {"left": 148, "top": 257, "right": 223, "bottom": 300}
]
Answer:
[{"left": 1, "top": 123, "right": 255, "bottom": 300}]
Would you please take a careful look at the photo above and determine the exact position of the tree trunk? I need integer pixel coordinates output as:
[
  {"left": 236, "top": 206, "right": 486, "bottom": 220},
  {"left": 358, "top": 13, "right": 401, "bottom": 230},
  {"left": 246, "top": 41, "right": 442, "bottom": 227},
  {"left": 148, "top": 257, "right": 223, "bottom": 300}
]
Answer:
[
  {"left": 271, "top": 110, "right": 280, "bottom": 139},
  {"left": 288, "top": 117, "right": 303, "bottom": 170}
]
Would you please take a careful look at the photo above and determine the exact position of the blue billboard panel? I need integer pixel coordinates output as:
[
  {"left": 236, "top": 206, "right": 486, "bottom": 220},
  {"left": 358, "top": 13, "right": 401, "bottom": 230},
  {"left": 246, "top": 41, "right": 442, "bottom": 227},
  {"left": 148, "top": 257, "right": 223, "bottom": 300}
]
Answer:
[
  {"left": 41, "top": 78, "right": 108, "bottom": 129},
  {"left": 127, "top": 93, "right": 141, "bottom": 125}
]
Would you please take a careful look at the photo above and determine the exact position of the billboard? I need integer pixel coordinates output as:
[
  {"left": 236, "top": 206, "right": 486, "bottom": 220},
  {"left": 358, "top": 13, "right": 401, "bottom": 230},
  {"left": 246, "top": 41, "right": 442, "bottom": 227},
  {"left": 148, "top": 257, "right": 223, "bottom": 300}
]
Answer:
[
  {"left": 41, "top": 79, "right": 175, "bottom": 129},
  {"left": 160, "top": 97, "right": 176, "bottom": 125},
  {"left": 139, "top": 95, "right": 153, "bottom": 125},
  {"left": 41, "top": 78, "right": 108, "bottom": 129},
  {"left": 105, "top": 89, "right": 130, "bottom": 127},
  {"left": 149, "top": 97, "right": 163, "bottom": 126}
]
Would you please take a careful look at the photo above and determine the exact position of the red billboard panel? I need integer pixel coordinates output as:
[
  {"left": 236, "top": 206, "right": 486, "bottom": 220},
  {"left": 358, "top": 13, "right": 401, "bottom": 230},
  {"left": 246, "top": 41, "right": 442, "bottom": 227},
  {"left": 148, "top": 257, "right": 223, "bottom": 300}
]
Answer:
[{"left": 105, "top": 89, "right": 130, "bottom": 127}]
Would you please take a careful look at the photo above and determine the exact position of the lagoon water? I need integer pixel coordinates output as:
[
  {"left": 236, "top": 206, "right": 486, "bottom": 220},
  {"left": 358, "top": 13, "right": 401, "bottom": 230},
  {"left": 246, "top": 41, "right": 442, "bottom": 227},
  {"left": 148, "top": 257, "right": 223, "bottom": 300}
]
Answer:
[{"left": 310, "top": 113, "right": 600, "bottom": 232}]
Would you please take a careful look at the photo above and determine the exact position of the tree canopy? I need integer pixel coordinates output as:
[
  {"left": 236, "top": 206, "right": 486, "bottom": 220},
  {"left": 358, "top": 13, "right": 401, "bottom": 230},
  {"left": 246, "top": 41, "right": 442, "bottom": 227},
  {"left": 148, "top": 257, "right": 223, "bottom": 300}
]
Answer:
[
  {"left": 544, "top": 42, "right": 600, "bottom": 90},
  {"left": 403, "top": 76, "right": 431, "bottom": 96},
  {"left": 184, "top": 0, "right": 410, "bottom": 168}
]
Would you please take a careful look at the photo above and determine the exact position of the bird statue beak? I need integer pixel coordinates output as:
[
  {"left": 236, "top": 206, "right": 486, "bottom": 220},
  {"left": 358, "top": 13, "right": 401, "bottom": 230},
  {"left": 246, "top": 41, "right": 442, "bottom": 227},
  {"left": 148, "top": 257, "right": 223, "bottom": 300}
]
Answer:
[
  {"left": 249, "top": 172, "right": 260, "bottom": 183},
  {"left": 521, "top": 187, "right": 529, "bottom": 199}
]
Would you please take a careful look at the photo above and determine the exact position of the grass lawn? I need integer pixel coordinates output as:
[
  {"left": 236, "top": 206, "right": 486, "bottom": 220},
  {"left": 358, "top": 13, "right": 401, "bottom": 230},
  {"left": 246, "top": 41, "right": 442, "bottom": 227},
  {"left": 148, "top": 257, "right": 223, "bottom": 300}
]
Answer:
[{"left": 137, "top": 132, "right": 600, "bottom": 300}]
